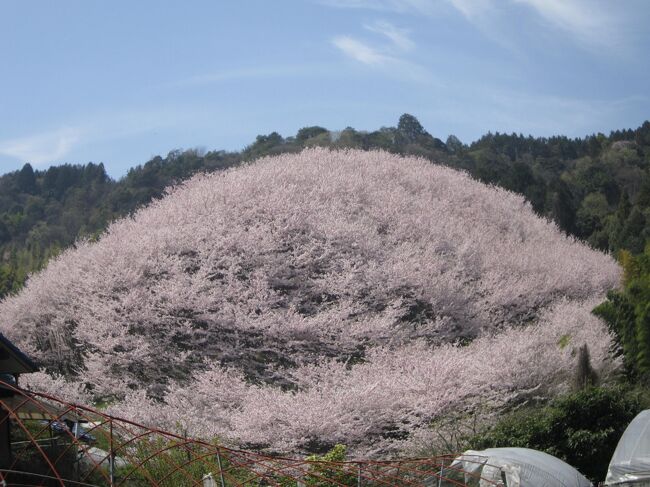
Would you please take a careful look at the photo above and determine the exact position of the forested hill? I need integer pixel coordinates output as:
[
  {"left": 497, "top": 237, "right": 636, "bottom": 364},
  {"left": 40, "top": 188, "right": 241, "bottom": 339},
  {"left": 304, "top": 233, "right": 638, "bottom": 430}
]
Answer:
[{"left": 1, "top": 114, "right": 650, "bottom": 298}]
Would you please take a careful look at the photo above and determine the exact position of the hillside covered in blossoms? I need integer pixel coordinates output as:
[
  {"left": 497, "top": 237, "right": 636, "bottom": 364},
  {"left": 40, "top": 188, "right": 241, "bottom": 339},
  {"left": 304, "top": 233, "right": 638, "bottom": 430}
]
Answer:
[{"left": 0, "top": 149, "right": 620, "bottom": 454}]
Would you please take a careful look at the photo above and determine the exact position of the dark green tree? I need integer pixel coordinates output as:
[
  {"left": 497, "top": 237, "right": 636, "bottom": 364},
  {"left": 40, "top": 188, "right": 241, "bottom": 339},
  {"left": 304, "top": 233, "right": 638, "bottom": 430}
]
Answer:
[
  {"left": 17, "top": 163, "right": 37, "bottom": 194},
  {"left": 547, "top": 179, "right": 576, "bottom": 234},
  {"left": 0, "top": 220, "right": 10, "bottom": 245},
  {"left": 445, "top": 134, "right": 464, "bottom": 153},
  {"left": 296, "top": 126, "right": 328, "bottom": 142},
  {"left": 594, "top": 247, "right": 650, "bottom": 379},
  {"left": 574, "top": 344, "right": 598, "bottom": 390},
  {"left": 397, "top": 113, "right": 427, "bottom": 143}
]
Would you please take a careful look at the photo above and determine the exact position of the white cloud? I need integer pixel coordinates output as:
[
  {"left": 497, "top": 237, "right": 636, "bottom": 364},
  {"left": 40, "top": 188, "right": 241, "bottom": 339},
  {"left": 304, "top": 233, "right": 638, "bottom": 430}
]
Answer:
[
  {"left": 0, "top": 127, "right": 82, "bottom": 165},
  {"left": 446, "top": 0, "right": 492, "bottom": 18},
  {"left": 441, "top": 0, "right": 617, "bottom": 47},
  {"left": 332, "top": 35, "right": 436, "bottom": 83},
  {"left": 364, "top": 20, "right": 414, "bottom": 50},
  {"left": 318, "top": 0, "right": 626, "bottom": 49},
  {"left": 332, "top": 36, "right": 393, "bottom": 65},
  {"left": 332, "top": 18, "right": 436, "bottom": 83},
  {"left": 0, "top": 107, "right": 193, "bottom": 167},
  {"left": 513, "top": 0, "right": 614, "bottom": 46}
]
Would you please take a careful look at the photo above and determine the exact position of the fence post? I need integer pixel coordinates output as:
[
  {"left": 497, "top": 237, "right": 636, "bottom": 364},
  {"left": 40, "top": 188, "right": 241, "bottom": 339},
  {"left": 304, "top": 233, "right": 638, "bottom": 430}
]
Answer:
[
  {"left": 437, "top": 459, "right": 444, "bottom": 487},
  {"left": 357, "top": 463, "right": 361, "bottom": 487},
  {"left": 216, "top": 449, "right": 226, "bottom": 487},
  {"left": 109, "top": 419, "right": 115, "bottom": 487},
  {"left": 73, "top": 409, "right": 80, "bottom": 482}
]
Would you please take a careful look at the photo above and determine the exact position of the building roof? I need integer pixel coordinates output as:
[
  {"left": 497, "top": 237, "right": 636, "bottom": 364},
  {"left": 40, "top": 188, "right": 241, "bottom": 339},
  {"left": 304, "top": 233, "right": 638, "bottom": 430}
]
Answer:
[{"left": 0, "top": 333, "right": 37, "bottom": 375}]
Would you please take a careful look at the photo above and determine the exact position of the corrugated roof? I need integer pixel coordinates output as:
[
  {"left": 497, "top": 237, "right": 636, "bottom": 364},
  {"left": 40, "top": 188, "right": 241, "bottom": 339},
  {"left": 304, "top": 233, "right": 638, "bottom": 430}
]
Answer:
[{"left": 0, "top": 332, "right": 37, "bottom": 374}]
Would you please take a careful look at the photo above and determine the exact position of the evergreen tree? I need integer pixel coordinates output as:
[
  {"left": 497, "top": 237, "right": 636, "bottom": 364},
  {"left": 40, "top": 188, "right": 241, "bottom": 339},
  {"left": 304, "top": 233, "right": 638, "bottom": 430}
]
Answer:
[
  {"left": 636, "top": 303, "right": 650, "bottom": 377},
  {"left": 547, "top": 179, "right": 576, "bottom": 234},
  {"left": 574, "top": 344, "right": 598, "bottom": 390},
  {"left": 17, "top": 163, "right": 37, "bottom": 194},
  {"left": 397, "top": 113, "right": 427, "bottom": 142}
]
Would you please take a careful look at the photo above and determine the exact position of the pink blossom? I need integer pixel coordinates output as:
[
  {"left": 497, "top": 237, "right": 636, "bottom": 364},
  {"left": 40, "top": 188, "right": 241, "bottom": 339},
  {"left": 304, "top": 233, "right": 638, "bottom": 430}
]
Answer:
[{"left": 0, "top": 149, "right": 620, "bottom": 454}]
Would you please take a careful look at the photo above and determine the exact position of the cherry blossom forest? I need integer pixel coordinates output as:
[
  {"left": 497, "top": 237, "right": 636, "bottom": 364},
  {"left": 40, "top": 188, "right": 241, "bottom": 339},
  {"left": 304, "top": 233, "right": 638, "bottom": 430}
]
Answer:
[{"left": 0, "top": 149, "right": 620, "bottom": 455}]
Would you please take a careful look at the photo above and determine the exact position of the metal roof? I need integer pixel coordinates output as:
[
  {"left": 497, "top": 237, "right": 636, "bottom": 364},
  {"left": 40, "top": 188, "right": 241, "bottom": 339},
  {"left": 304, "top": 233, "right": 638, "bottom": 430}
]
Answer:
[{"left": 0, "top": 332, "right": 37, "bottom": 374}]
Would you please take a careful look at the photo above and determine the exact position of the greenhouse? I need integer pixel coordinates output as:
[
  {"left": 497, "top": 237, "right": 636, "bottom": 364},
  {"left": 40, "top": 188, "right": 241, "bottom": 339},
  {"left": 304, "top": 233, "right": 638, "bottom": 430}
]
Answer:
[
  {"left": 606, "top": 410, "right": 650, "bottom": 485},
  {"left": 452, "top": 447, "right": 591, "bottom": 487}
]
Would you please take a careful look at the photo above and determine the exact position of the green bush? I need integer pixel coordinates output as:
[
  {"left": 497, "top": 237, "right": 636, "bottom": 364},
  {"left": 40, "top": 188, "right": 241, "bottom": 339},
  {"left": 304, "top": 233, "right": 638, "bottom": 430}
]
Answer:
[{"left": 471, "top": 386, "right": 642, "bottom": 482}]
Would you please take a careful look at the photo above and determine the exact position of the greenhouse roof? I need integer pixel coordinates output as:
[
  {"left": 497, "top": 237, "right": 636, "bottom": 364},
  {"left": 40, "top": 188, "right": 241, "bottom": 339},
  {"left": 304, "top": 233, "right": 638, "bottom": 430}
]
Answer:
[
  {"left": 606, "top": 409, "right": 650, "bottom": 485},
  {"left": 453, "top": 447, "right": 591, "bottom": 487}
]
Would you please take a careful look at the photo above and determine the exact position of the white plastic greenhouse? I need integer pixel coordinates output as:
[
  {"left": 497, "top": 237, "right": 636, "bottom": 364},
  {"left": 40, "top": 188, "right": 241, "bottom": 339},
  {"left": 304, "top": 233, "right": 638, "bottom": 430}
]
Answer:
[
  {"left": 606, "top": 410, "right": 650, "bottom": 485},
  {"left": 452, "top": 447, "right": 592, "bottom": 487}
]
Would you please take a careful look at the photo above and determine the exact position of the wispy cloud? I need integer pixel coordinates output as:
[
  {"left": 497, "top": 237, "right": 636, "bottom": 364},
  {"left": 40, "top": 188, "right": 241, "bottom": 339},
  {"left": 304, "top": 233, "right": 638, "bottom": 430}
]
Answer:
[
  {"left": 445, "top": 0, "right": 492, "bottom": 19},
  {"left": 318, "top": 0, "right": 626, "bottom": 50},
  {"left": 513, "top": 0, "right": 615, "bottom": 47},
  {"left": 363, "top": 20, "right": 414, "bottom": 50},
  {"left": 332, "top": 34, "right": 434, "bottom": 84},
  {"left": 332, "top": 16, "right": 435, "bottom": 83},
  {"left": 0, "top": 127, "right": 82, "bottom": 165},
  {"left": 0, "top": 107, "right": 193, "bottom": 167},
  {"left": 332, "top": 36, "right": 393, "bottom": 65}
]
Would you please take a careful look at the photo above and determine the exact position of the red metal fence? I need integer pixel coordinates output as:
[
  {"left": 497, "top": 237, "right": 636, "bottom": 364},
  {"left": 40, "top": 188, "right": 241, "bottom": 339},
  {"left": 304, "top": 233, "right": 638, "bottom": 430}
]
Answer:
[{"left": 0, "top": 380, "right": 502, "bottom": 486}]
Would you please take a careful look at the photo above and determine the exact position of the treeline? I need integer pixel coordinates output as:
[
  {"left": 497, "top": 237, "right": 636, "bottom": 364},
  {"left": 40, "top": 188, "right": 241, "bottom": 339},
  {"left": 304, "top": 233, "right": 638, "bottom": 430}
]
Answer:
[
  {"left": 1, "top": 114, "right": 650, "bottom": 299},
  {"left": 0, "top": 151, "right": 243, "bottom": 295}
]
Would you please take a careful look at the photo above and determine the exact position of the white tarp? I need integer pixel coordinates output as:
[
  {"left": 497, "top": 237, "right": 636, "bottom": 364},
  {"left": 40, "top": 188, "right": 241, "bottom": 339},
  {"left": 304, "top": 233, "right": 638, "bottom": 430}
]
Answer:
[
  {"left": 606, "top": 410, "right": 650, "bottom": 485},
  {"left": 452, "top": 447, "right": 592, "bottom": 487}
]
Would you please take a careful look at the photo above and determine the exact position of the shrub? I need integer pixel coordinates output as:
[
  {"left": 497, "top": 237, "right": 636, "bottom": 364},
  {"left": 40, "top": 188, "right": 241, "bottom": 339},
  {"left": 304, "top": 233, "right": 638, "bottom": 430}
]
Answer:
[{"left": 471, "top": 386, "right": 642, "bottom": 482}]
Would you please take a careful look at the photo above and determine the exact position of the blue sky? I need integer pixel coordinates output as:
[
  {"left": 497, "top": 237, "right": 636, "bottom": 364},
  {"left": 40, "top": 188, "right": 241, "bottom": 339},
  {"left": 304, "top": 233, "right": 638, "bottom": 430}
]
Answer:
[{"left": 0, "top": 0, "right": 649, "bottom": 178}]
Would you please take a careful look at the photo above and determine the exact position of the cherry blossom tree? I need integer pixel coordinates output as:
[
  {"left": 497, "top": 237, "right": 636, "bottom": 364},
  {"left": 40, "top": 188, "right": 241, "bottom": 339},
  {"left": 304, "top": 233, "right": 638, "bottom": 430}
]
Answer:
[{"left": 0, "top": 148, "right": 620, "bottom": 454}]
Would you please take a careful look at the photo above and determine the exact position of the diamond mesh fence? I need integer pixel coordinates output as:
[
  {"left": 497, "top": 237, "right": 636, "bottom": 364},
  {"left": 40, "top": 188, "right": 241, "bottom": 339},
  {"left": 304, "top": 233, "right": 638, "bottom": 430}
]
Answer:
[{"left": 0, "top": 379, "right": 503, "bottom": 486}]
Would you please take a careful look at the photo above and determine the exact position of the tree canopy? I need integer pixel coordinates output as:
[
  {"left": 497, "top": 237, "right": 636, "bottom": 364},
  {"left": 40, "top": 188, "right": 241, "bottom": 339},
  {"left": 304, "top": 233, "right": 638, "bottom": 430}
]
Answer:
[{"left": 1, "top": 149, "right": 618, "bottom": 455}]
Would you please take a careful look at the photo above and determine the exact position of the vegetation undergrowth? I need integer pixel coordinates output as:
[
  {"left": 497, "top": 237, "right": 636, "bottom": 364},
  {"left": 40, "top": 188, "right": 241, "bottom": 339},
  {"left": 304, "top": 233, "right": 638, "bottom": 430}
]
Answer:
[{"left": 469, "top": 385, "right": 643, "bottom": 482}]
